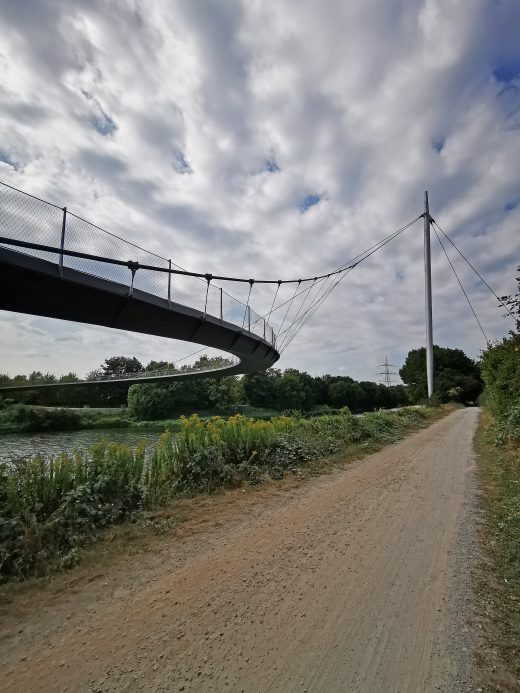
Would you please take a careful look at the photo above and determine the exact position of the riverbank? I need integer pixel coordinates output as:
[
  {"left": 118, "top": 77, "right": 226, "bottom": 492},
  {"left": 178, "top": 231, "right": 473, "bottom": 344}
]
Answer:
[
  {"left": 0, "top": 403, "right": 131, "bottom": 434},
  {"left": 0, "top": 406, "right": 448, "bottom": 584},
  {"left": 0, "top": 402, "right": 399, "bottom": 435}
]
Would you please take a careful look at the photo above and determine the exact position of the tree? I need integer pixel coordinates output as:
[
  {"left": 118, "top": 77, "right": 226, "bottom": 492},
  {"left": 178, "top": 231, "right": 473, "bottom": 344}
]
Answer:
[
  {"left": 101, "top": 356, "right": 143, "bottom": 376},
  {"left": 400, "top": 345, "right": 482, "bottom": 403},
  {"left": 145, "top": 360, "right": 174, "bottom": 372},
  {"left": 242, "top": 369, "right": 280, "bottom": 408},
  {"left": 59, "top": 372, "right": 80, "bottom": 383},
  {"left": 328, "top": 381, "right": 365, "bottom": 411},
  {"left": 500, "top": 263, "right": 519, "bottom": 332},
  {"left": 127, "top": 374, "right": 240, "bottom": 420},
  {"left": 480, "top": 265, "right": 519, "bottom": 415},
  {"left": 273, "top": 370, "right": 307, "bottom": 410},
  {"left": 480, "top": 335, "right": 520, "bottom": 414},
  {"left": 95, "top": 356, "right": 143, "bottom": 406}
]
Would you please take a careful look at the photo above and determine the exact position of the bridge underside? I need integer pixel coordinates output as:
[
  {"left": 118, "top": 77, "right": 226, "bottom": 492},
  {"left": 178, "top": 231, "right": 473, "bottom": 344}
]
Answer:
[{"left": 0, "top": 247, "right": 279, "bottom": 391}]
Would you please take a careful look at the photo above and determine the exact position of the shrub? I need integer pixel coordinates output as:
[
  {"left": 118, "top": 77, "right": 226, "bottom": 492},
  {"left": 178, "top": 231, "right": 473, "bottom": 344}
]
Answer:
[{"left": 493, "top": 400, "right": 520, "bottom": 447}]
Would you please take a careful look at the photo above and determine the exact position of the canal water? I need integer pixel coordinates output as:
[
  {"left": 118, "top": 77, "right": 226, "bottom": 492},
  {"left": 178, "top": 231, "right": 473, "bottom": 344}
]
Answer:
[{"left": 0, "top": 428, "right": 166, "bottom": 461}]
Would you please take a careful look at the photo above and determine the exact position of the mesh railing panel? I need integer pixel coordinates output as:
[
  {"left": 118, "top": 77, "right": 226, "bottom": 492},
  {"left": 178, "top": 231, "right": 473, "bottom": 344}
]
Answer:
[
  {"left": 0, "top": 184, "right": 63, "bottom": 265},
  {"left": 0, "top": 182, "right": 276, "bottom": 346}
]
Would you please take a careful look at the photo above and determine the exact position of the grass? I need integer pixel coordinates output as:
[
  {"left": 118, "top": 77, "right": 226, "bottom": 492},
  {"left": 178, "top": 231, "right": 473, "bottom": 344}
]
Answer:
[
  {"left": 475, "top": 410, "right": 520, "bottom": 690},
  {"left": 0, "top": 406, "right": 444, "bottom": 584}
]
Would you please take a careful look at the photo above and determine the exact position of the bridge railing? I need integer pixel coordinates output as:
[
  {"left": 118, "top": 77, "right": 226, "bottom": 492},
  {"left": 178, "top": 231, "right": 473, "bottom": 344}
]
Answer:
[
  {"left": 0, "top": 182, "right": 275, "bottom": 347},
  {"left": 84, "top": 357, "right": 240, "bottom": 384}
]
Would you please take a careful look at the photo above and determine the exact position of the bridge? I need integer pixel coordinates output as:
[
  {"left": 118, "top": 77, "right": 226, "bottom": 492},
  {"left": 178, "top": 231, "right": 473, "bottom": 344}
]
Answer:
[
  {"left": 0, "top": 181, "right": 503, "bottom": 395},
  {"left": 0, "top": 182, "right": 285, "bottom": 390}
]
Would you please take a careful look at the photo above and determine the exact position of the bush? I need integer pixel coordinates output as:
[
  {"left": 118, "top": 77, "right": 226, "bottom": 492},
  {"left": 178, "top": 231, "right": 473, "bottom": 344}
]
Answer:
[
  {"left": 0, "top": 404, "right": 81, "bottom": 432},
  {"left": 480, "top": 335, "right": 520, "bottom": 415},
  {"left": 493, "top": 400, "right": 520, "bottom": 447}
]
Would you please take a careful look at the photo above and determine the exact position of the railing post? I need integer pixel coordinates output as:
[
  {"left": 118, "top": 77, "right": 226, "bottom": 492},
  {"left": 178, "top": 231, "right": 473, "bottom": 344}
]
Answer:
[
  {"left": 263, "top": 318, "right": 266, "bottom": 340},
  {"left": 127, "top": 261, "right": 139, "bottom": 297},
  {"left": 168, "top": 259, "right": 171, "bottom": 308},
  {"left": 59, "top": 207, "right": 67, "bottom": 277},
  {"left": 220, "top": 288, "right": 223, "bottom": 322}
]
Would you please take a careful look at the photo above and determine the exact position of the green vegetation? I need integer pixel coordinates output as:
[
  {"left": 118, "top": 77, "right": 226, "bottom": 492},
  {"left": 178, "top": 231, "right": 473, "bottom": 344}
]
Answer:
[
  {"left": 0, "top": 406, "right": 439, "bottom": 583},
  {"left": 480, "top": 335, "right": 520, "bottom": 415},
  {"left": 0, "top": 402, "right": 131, "bottom": 434},
  {"left": 1, "top": 355, "right": 409, "bottom": 421},
  {"left": 477, "top": 413, "right": 520, "bottom": 685},
  {"left": 400, "top": 344, "right": 482, "bottom": 403},
  {"left": 475, "top": 264, "right": 519, "bottom": 685}
]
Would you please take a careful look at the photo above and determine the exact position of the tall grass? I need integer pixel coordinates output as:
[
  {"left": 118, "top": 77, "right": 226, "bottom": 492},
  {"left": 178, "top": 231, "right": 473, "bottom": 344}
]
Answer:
[{"left": 0, "top": 407, "right": 433, "bottom": 582}]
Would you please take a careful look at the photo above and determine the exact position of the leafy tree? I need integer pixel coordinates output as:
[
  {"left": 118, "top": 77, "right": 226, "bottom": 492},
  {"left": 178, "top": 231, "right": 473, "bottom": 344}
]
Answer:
[
  {"left": 273, "top": 370, "right": 311, "bottom": 410},
  {"left": 243, "top": 369, "right": 280, "bottom": 407},
  {"left": 500, "top": 264, "right": 520, "bottom": 332},
  {"left": 28, "top": 371, "right": 44, "bottom": 383},
  {"left": 128, "top": 374, "right": 240, "bottom": 420},
  {"left": 145, "top": 360, "right": 174, "bottom": 372},
  {"left": 480, "top": 334, "right": 520, "bottom": 414},
  {"left": 59, "top": 373, "right": 79, "bottom": 383},
  {"left": 101, "top": 356, "right": 143, "bottom": 376},
  {"left": 400, "top": 345, "right": 482, "bottom": 403},
  {"left": 128, "top": 382, "right": 180, "bottom": 420},
  {"left": 328, "top": 381, "right": 365, "bottom": 411},
  {"left": 480, "top": 265, "right": 519, "bottom": 415},
  {"left": 86, "top": 369, "right": 103, "bottom": 381}
]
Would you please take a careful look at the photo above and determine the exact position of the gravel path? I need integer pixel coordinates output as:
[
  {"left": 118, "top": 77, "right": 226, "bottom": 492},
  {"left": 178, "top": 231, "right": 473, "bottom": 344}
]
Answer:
[{"left": 0, "top": 408, "right": 480, "bottom": 692}]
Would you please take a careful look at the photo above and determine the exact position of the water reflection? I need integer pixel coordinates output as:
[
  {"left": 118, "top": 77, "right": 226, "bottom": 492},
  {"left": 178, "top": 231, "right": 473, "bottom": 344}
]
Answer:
[{"left": 0, "top": 428, "right": 166, "bottom": 461}]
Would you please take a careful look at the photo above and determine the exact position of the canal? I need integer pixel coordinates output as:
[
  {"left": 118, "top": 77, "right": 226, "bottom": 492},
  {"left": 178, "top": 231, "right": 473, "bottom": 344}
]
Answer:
[{"left": 0, "top": 427, "right": 166, "bottom": 461}]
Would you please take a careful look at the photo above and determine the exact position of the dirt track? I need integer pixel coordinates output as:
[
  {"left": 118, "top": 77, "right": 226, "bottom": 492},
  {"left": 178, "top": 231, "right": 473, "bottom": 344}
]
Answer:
[{"left": 0, "top": 408, "right": 480, "bottom": 692}]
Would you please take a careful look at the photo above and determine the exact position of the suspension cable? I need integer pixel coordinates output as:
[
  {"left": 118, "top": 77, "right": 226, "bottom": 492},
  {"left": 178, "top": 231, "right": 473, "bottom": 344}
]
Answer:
[
  {"left": 267, "top": 281, "right": 282, "bottom": 324},
  {"left": 241, "top": 279, "right": 254, "bottom": 329},
  {"left": 432, "top": 220, "right": 516, "bottom": 321},
  {"left": 278, "top": 216, "right": 421, "bottom": 352},
  {"left": 277, "top": 278, "right": 317, "bottom": 351},
  {"left": 262, "top": 215, "right": 422, "bottom": 324},
  {"left": 433, "top": 226, "right": 490, "bottom": 344},
  {"left": 278, "top": 281, "right": 301, "bottom": 336}
]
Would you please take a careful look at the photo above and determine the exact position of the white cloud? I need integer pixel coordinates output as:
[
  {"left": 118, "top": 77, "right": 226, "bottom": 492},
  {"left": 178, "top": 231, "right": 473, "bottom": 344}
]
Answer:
[{"left": 0, "top": 0, "right": 519, "bottom": 381}]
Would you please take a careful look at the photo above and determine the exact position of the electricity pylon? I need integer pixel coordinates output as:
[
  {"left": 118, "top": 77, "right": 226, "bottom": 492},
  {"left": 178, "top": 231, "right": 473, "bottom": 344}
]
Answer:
[{"left": 378, "top": 357, "right": 397, "bottom": 387}]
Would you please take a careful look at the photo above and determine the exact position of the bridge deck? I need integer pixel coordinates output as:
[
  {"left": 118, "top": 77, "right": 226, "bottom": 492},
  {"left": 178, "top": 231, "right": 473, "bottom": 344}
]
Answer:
[{"left": 0, "top": 246, "right": 279, "bottom": 391}]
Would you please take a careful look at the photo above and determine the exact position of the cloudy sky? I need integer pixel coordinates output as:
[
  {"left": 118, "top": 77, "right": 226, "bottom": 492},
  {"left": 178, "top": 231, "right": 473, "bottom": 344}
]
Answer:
[{"left": 0, "top": 0, "right": 519, "bottom": 382}]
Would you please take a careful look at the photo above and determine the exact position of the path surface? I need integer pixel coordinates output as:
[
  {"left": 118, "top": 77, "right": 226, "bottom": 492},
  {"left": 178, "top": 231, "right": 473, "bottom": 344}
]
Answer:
[{"left": 0, "top": 408, "right": 479, "bottom": 692}]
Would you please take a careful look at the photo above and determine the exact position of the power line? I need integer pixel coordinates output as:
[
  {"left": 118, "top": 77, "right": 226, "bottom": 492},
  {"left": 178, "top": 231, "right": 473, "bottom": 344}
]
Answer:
[{"left": 433, "top": 225, "right": 490, "bottom": 344}]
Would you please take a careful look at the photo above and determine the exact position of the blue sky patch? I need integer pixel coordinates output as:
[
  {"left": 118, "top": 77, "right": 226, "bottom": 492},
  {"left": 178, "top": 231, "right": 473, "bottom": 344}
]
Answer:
[
  {"left": 432, "top": 137, "right": 445, "bottom": 153},
  {"left": 504, "top": 197, "right": 519, "bottom": 211},
  {"left": 265, "top": 159, "right": 279, "bottom": 173},
  {"left": 299, "top": 193, "right": 321, "bottom": 212},
  {"left": 91, "top": 112, "right": 117, "bottom": 137},
  {"left": 0, "top": 149, "right": 17, "bottom": 169},
  {"left": 493, "top": 55, "right": 520, "bottom": 84},
  {"left": 173, "top": 149, "right": 192, "bottom": 174}
]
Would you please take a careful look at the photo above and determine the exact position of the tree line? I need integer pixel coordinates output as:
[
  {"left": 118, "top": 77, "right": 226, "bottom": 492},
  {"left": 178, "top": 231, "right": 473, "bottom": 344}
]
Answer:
[{"left": 1, "top": 343, "right": 484, "bottom": 419}]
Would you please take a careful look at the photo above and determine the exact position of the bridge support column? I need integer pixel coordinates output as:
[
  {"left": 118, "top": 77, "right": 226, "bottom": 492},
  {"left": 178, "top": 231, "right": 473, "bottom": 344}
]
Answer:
[{"left": 424, "top": 191, "right": 434, "bottom": 399}]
